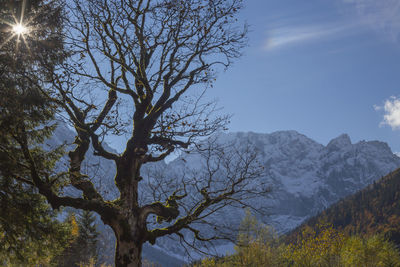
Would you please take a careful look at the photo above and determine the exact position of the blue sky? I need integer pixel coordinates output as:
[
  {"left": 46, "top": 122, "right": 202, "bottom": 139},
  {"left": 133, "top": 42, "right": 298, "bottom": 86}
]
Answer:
[{"left": 206, "top": 0, "right": 400, "bottom": 152}]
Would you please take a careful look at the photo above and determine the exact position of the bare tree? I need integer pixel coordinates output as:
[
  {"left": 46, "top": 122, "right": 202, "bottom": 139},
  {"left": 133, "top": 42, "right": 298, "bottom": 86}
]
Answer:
[
  {"left": 10, "top": 0, "right": 268, "bottom": 266},
  {"left": 141, "top": 138, "right": 268, "bottom": 257}
]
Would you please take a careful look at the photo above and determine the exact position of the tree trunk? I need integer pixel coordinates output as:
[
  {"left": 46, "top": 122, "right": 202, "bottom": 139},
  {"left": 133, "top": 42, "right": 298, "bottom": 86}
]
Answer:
[
  {"left": 112, "top": 147, "right": 146, "bottom": 267},
  {"left": 115, "top": 238, "right": 143, "bottom": 267},
  {"left": 110, "top": 211, "right": 145, "bottom": 267}
]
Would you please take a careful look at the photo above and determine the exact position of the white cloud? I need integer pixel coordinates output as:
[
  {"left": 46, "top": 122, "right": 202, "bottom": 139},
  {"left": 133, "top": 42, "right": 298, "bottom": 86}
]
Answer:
[
  {"left": 378, "top": 96, "right": 400, "bottom": 129},
  {"left": 264, "top": 22, "right": 360, "bottom": 50},
  {"left": 342, "top": 0, "right": 400, "bottom": 42}
]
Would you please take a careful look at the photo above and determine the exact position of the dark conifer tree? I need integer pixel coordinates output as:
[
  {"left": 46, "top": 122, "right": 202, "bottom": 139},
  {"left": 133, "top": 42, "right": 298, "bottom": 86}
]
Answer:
[
  {"left": 76, "top": 210, "right": 100, "bottom": 265},
  {"left": 0, "top": 0, "right": 69, "bottom": 265},
  {"left": 57, "top": 211, "right": 99, "bottom": 267}
]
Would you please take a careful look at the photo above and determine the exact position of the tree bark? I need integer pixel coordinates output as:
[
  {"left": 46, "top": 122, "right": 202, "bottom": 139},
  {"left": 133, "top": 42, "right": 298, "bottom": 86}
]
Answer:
[
  {"left": 110, "top": 198, "right": 145, "bottom": 267},
  {"left": 115, "top": 238, "right": 142, "bottom": 267},
  {"left": 112, "top": 217, "right": 143, "bottom": 267}
]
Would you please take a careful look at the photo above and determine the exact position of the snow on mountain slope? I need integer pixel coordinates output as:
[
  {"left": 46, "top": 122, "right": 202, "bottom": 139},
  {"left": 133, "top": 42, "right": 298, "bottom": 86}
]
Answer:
[{"left": 213, "top": 131, "right": 400, "bottom": 233}]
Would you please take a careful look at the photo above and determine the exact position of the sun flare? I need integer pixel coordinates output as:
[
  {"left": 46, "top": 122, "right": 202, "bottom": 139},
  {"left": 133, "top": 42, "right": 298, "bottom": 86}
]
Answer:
[{"left": 12, "top": 24, "right": 28, "bottom": 35}]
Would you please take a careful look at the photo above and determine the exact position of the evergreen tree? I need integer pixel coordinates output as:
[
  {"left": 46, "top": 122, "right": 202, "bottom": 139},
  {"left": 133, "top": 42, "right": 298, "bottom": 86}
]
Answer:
[
  {"left": 57, "top": 211, "right": 99, "bottom": 267},
  {"left": 0, "top": 0, "right": 69, "bottom": 265},
  {"left": 76, "top": 210, "right": 100, "bottom": 265}
]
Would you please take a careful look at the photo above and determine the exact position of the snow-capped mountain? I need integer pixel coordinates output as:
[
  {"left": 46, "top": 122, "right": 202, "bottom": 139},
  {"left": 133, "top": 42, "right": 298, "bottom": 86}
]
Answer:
[{"left": 213, "top": 131, "right": 400, "bottom": 233}]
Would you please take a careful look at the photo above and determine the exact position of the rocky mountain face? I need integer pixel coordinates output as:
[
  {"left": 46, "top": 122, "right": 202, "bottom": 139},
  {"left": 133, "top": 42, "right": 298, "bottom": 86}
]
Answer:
[
  {"left": 220, "top": 131, "right": 400, "bottom": 233},
  {"left": 49, "top": 126, "right": 400, "bottom": 265}
]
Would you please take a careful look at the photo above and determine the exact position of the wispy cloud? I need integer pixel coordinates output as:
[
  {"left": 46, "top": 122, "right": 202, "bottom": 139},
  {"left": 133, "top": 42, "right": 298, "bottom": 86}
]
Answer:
[
  {"left": 264, "top": 0, "right": 400, "bottom": 51},
  {"left": 342, "top": 0, "right": 400, "bottom": 42},
  {"left": 264, "top": 22, "right": 359, "bottom": 50},
  {"left": 375, "top": 96, "right": 400, "bottom": 129}
]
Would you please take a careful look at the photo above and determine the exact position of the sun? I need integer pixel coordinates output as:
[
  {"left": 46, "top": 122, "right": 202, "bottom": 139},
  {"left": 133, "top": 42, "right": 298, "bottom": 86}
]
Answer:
[
  {"left": 0, "top": 0, "right": 34, "bottom": 51},
  {"left": 12, "top": 24, "right": 28, "bottom": 35}
]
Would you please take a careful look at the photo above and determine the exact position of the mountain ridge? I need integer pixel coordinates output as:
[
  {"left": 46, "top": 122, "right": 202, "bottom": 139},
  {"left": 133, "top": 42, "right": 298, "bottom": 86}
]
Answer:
[{"left": 188, "top": 130, "right": 400, "bottom": 234}]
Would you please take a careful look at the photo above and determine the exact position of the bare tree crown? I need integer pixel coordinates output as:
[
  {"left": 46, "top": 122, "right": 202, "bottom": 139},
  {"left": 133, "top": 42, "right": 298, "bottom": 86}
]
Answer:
[{"left": 56, "top": 0, "right": 247, "bottom": 160}]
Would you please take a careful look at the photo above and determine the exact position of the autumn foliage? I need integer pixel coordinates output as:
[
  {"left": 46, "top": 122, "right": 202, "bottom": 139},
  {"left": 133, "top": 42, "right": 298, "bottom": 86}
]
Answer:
[{"left": 195, "top": 211, "right": 400, "bottom": 267}]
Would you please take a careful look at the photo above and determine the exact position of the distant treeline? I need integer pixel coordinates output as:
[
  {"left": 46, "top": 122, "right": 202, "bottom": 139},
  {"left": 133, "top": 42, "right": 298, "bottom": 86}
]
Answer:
[{"left": 286, "top": 168, "right": 400, "bottom": 247}]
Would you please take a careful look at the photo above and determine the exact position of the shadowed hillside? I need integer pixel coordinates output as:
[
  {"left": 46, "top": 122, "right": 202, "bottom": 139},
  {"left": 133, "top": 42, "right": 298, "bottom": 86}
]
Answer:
[{"left": 285, "top": 168, "right": 400, "bottom": 246}]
